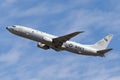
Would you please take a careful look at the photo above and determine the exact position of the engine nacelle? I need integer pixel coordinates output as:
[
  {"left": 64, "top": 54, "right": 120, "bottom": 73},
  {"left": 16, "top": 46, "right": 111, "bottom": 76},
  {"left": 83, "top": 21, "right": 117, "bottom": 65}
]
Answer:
[{"left": 37, "top": 42, "right": 50, "bottom": 50}]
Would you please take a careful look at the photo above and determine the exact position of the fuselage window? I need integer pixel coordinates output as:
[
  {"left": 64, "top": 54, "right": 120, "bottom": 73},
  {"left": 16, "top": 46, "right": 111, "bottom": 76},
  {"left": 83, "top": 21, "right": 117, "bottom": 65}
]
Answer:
[{"left": 32, "top": 31, "right": 34, "bottom": 33}]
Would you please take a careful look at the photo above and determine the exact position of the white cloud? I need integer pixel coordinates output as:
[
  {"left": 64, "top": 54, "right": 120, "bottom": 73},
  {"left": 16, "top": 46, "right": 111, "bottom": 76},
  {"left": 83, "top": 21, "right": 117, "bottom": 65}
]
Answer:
[
  {"left": 1, "top": 0, "right": 16, "bottom": 7},
  {"left": 0, "top": 39, "right": 30, "bottom": 65},
  {"left": 0, "top": 46, "right": 22, "bottom": 65},
  {"left": 0, "top": 51, "right": 20, "bottom": 64},
  {"left": 109, "top": 76, "right": 120, "bottom": 80},
  {"left": 12, "top": 54, "right": 119, "bottom": 80}
]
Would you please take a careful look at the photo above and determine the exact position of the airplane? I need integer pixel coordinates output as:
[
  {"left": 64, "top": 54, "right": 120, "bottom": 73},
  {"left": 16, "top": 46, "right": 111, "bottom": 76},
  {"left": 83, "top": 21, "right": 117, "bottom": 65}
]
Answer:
[{"left": 6, "top": 25, "right": 113, "bottom": 57}]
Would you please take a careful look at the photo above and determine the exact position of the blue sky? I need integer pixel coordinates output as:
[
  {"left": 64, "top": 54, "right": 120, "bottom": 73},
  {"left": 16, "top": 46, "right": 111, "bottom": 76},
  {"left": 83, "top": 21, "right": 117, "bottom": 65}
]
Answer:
[{"left": 0, "top": 0, "right": 120, "bottom": 80}]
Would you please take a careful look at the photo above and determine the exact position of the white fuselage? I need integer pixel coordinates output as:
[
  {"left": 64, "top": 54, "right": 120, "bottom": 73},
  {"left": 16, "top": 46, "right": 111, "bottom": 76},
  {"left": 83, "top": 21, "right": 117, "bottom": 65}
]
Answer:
[{"left": 7, "top": 25, "right": 99, "bottom": 56}]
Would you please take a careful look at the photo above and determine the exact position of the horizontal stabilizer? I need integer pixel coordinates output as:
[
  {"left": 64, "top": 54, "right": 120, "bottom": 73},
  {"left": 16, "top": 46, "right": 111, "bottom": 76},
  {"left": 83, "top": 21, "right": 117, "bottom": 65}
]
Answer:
[{"left": 97, "top": 48, "right": 112, "bottom": 57}]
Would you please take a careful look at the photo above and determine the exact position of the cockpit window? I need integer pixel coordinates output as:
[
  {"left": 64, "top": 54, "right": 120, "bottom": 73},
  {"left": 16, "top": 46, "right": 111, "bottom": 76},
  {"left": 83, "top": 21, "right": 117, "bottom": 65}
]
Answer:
[{"left": 12, "top": 26, "right": 16, "bottom": 27}]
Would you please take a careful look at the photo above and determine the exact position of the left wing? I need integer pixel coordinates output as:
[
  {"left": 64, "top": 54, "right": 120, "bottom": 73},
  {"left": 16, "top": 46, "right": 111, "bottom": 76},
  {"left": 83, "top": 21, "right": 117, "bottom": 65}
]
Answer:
[{"left": 52, "top": 31, "right": 84, "bottom": 48}]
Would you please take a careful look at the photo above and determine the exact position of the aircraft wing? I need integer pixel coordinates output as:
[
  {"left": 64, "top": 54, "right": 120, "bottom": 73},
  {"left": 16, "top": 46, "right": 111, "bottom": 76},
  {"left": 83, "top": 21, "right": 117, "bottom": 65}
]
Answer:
[{"left": 52, "top": 31, "right": 84, "bottom": 48}]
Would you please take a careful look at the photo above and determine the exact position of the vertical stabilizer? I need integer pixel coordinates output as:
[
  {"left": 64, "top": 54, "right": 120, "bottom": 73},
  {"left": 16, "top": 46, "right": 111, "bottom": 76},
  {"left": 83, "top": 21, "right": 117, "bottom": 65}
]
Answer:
[{"left": 91, "top": 34, "right": 113, "bottom": 50}]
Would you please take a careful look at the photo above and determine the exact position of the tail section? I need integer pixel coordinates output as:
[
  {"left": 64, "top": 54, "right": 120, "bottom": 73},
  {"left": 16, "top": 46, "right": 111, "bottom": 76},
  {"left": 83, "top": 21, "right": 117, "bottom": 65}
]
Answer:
[
  {"left": 91, "top": 34, "right": 113, "bottom": 50},
  {"left": 90, "top": 34, "right": 113, "bottom": 57}
]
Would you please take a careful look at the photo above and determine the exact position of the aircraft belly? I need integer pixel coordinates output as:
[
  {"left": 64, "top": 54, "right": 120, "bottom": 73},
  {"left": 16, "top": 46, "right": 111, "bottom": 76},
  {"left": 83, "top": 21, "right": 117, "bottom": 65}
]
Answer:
[
  {"left": 63, "top": 44, "right": 98, "bottom": 56},
  {"left": 64, "top": 46, "right": 78, "bottom": 54}
]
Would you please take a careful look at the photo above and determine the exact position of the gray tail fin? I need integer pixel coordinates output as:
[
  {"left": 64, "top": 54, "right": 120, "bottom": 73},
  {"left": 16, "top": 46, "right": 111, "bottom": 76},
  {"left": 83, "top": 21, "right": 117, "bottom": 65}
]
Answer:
[{"left": 91, "top": 34, "right": 113, "bottom": 50}]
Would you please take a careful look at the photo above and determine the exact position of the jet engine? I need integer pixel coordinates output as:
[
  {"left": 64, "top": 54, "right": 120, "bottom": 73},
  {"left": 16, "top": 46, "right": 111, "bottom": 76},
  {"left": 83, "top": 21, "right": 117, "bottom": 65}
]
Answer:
[{"left": 37, "top": 42, "right": 50, "bottom": 50}]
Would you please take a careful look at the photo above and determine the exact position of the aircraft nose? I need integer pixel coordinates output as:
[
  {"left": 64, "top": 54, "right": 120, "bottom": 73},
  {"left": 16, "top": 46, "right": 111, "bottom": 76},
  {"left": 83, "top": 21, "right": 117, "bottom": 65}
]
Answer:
[
  {"left": 6, "top": 27, "right": 9, "bottom": 30},
  {"left": 6, "top": 27, "right": 11, "bottom": 31}
]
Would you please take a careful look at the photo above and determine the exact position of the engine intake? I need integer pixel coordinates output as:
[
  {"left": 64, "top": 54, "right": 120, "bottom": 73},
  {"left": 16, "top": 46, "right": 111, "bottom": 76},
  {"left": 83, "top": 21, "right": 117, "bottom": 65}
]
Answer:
[{"left": 37, "top": 42, "right": 49, "bottom": 50}]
